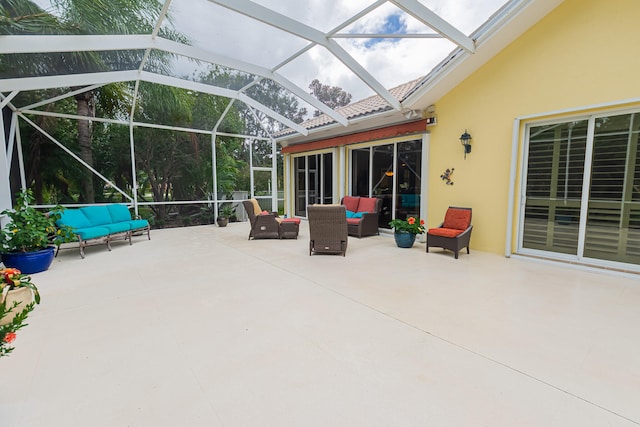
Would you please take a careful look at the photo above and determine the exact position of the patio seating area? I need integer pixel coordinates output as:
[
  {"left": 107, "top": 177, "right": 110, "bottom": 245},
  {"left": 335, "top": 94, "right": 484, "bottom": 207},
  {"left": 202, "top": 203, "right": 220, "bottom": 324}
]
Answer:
[{"left": 1, "top": 221, "right": 639, "bottom": 426}]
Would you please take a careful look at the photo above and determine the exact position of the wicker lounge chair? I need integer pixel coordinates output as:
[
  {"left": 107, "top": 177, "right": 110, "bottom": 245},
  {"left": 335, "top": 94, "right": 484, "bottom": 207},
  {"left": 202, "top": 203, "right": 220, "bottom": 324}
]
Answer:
[
  {"left": 307, "top": 205, "right": 348, "bottom": 256},
  {"left": 426, "top": 207, "right": 473, "bottom": 259},
  {"left": 242, "top": 199, "right": 281, "bottom": 240}
]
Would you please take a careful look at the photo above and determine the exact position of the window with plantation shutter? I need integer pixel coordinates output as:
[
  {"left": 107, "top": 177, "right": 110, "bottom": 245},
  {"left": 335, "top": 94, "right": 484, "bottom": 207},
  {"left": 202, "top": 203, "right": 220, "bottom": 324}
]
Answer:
[
  {"left": 520, "top": 111, "right": 640, "bottom": 268},
  {"left": 522, "top": 121, "right": 587, "bottom": 255},
  {"left": 584, "top": 113, "right": 640, "bottom": 263}
]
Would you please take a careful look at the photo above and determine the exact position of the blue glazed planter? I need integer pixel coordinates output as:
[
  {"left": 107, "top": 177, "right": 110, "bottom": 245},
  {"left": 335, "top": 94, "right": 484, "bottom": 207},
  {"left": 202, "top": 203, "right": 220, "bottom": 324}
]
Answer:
[
  {"left": 394, "top": 231, "right": 416, "bottom": 248},
  {"left": 1, "top": 246, "right": 55, "bottom": 274}
]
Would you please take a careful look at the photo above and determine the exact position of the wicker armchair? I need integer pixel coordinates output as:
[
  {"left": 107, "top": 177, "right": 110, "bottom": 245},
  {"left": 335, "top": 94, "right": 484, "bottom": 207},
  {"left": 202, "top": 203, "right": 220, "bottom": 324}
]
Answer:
[
  {"left": 340, "top": 196, "right": 382, "bottom": 238},
  {"left": 426, "top": 207, "right": 473, "bottom": 259},
  {"left": 242, "top": 199, "right": 280, "bottom": 240},
  {"left": 307, "top": 205, "right": 348, "bottom": 256}
]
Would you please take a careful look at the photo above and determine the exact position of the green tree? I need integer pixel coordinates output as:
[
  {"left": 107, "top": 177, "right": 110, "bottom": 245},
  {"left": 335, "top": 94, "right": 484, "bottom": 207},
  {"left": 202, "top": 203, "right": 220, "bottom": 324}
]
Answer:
[
  {"left": 0, "top": 1, "right": 60, "bottom": 36},
  {"left": 49, "top": 0, "right": 183, "bottom": 202},
  {"left": 309, "top": 79, "right": 352, "bottom": 117},
  {"left": 1, "top": 0, "right": 186, "bottom": 202}
]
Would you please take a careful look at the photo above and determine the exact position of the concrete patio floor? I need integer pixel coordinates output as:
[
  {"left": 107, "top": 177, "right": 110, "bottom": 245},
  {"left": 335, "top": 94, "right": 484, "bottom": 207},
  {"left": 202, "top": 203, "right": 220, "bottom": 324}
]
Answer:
[{"left": 1, "top": 221, "right": 639, "bottom": 426}]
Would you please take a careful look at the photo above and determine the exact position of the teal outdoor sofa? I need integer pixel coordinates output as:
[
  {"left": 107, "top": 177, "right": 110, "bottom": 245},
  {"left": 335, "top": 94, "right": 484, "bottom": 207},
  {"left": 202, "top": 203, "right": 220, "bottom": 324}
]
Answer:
[{"left": 55, "top": 204, "right": 150, "bottom": 258}]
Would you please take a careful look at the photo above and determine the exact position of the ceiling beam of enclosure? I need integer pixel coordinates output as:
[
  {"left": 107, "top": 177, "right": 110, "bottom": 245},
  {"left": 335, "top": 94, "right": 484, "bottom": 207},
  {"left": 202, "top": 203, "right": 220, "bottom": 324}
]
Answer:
[{"left": 0, "top": 0, "right": 482, "bottom": 139}]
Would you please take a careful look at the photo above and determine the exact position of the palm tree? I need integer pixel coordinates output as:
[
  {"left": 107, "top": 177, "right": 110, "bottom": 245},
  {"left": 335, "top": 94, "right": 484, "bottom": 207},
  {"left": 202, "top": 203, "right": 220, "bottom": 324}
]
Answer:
[
  {"left": 49, "top": 0, "right": 182, "bottom": 202},
  {"left": 1, "top": 0, "right": 185, "bottom": 202}
]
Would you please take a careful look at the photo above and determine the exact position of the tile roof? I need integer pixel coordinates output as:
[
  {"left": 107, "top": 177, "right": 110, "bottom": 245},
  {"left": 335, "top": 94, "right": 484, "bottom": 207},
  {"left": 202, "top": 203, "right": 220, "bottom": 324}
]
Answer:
[{"left": 276, "top": 78, "right": 422, "bottom": 138}]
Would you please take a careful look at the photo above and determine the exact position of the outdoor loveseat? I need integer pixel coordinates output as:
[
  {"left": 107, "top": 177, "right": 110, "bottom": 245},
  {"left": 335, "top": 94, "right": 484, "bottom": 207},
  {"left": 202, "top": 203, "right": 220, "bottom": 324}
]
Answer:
[
  {"left": 55, "top": 204, "right": 150, "bottom": 258},
  {"left": 340, "top": 196, "right": 382, "bottom": 238}
]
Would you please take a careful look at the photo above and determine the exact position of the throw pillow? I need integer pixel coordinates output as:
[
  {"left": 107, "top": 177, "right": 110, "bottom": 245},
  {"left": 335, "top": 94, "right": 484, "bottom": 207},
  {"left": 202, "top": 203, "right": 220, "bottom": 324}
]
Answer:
[{"left": 342, "top": 196, "right": 360, "bottom": 212}]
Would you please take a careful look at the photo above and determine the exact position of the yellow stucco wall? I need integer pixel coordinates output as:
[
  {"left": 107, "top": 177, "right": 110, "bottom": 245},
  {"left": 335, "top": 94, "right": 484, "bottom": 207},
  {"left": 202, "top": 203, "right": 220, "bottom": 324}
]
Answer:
[{"left": 427, "top": 0, "right": 640, "bottom": 255}]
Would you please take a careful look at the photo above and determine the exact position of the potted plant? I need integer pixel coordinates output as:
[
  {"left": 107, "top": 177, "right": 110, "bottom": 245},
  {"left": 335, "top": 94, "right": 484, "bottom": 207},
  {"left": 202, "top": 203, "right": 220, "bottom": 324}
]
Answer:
[
  {"left": 0, "top": 189, "right": 75, "bottom": 274},
  {"left": 1, "top": 267, "right": 39, "bottom": 357},
  {"left": 388, "top": 216, "right": 425, "bottom": 248},
  {"left": 216, "top": 204, "right": 236, "bottom": 227}
]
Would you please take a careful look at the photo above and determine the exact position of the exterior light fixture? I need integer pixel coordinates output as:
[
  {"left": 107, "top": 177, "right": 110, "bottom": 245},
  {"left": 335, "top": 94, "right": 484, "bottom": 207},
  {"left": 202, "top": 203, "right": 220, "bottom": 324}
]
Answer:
[
  {"left": 403, "top": 109, "right": 420, "bottom": 119},
  {"left": 385, "top": 171, "right": 394, "bottom": 177},
  {"left": 460, "top": 130, "right": 472, "bottom": 159}
]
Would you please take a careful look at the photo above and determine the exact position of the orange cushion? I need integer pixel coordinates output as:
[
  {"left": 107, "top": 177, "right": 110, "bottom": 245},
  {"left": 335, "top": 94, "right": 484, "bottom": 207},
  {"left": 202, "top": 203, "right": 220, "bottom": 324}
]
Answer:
[
  {"left": 261, "top": 210, "right": 270, "bottom": 215},
  {"left": 428, "top": 227, "right": 464, "bottom": 238},
  {"left": 282, "top": 218, "right": 301, "bottom": 224},
  {"left": 346, "top": 218, "right": 361, "bottom": 225},
  {"left": 342, "top": 196, "right": 360, "bottom": 212},
  {"left": 443, "top": 208, "right": 471, "bottom": 230},
  {"left": 357, "top": 197, "right": 377, "bottom": 213}
]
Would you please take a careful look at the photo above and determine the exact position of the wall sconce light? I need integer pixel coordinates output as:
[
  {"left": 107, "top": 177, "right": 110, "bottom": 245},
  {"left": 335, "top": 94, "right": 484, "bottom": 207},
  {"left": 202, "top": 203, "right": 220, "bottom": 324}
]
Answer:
[
  {"left": 403, "top": 109, "right": 421, "bottom": 119},
  {"left": 385, "top": 171, "right": 394, "bottom": 177},
  {"left": 459, "top": 130, "right": 472, "bottom": 159}
]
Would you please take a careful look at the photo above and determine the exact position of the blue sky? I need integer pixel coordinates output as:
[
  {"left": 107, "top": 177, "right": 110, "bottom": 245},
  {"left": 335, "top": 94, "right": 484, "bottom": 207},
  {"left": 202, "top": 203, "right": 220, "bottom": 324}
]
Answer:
[{"left": 364, "top": 13, "right": 407, "bottom": 48}]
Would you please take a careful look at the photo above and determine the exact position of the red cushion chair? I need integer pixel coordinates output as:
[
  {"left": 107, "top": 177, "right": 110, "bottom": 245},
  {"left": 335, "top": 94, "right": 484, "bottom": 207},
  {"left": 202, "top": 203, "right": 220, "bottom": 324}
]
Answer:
[
  {"left": 340, "top": 196, "right": 382, "bottom": 238},
  {"left": 426, "top": 207, "right": 472, "bottom": 259}
]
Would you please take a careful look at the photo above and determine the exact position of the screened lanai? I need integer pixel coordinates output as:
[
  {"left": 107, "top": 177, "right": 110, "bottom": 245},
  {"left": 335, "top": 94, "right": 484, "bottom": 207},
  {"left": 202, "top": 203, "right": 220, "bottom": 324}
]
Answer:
[{"left": 0, "top": 0, "right": 526, "bottom": 224}]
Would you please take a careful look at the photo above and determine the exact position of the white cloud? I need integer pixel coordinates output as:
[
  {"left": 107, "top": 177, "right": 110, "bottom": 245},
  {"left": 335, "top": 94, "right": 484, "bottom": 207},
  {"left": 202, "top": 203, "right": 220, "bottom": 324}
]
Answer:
[{"left": 30, "top": 0, "right": 508, "bottom": 105}]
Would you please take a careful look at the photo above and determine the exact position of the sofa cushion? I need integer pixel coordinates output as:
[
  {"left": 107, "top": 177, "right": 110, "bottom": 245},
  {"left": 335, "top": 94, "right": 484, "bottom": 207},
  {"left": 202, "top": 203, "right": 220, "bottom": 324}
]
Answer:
[
  {"left": 101, "top": 221, "right": 131, "bottom": 234},
  {"left": 443, "top": 208, "right": 471, "bottom": 230},
  {"left": 127, "top": 219, "right": 150, "bottom": 231},
  {"left": 80, "top": 206, "right": 112, "bottom": 226},
  {"left": 342, "top": 196, "right": 360, "bottom": 212},
  {"left": 106, "top": 204, "right": 132, "bottom": 223},
  {"left": 56, "top": 209, "right": 91, "bottom": 230},
  {"left": 346, "top": 218, "right": 362, "bottom": 226},
  {"left": 357, "top": 197, "right": 377, "bottom": 213},
  {"left": 74, "top": 226, "right": 110, "bottom": 240},
  {"left": 428, "top": 227, "right": 464, "bottom": 238}
]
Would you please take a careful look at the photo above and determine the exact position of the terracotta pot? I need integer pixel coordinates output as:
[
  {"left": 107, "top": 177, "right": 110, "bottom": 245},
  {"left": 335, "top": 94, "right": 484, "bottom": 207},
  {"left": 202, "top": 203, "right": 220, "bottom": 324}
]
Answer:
[{"left": 0, "top": 287, "right": 34, "bottom": 326}]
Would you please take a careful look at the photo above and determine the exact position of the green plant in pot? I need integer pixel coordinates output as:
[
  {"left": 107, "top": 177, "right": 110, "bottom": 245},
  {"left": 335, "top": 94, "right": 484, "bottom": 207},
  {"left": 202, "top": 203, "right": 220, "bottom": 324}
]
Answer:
[
  {"left": 0, "top": 190, "right": 76, "bottom": 274},
  {"left": 388, "top": 216, "right": 425, "bottom": 248},
  {"left": 216, "top": 204, "right": 236, "bottom": 227}
]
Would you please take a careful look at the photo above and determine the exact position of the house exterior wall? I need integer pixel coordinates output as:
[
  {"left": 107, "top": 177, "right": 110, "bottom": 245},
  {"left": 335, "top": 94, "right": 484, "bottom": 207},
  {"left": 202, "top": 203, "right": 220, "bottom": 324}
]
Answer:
[
  {"left": 427, "top": 0, "right": 640, "bottom": 255},
  {"left": 279, "top": 0, "right": 640, "bottom": 264}
]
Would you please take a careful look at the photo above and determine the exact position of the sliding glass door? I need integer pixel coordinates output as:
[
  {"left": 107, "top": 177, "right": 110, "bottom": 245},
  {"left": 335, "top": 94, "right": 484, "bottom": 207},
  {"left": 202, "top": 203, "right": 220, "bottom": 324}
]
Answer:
[
  {"left": 350, "top": 139, "right": 422, "bottom": 229},
  {"left": 294, "top": 152, "right": 333, "bottom": 217},
  {"left": 522, "top": 120, "right": 587, "bottom": 254},
  {"left": 584, "top": 114, "right": 640, "bottom": 263},
  {"left": 521, "top": 111, "right": 640, "bottom": 266}
]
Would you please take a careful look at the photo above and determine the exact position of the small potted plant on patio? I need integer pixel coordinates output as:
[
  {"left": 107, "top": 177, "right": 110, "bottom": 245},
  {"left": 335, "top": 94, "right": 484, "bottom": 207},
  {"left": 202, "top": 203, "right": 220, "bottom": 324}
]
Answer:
[
  {"left": 216, "top": 204, "right": 236, "bottom": 227},
  {"left": 1, "top": 267, "right": 39, "bottom": 357},
  {"left": 389, "top": 216, "right": 425, "bottom": 248},
  {"left": 0, "top": 189, "right": 75, "bottom": 274}
]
